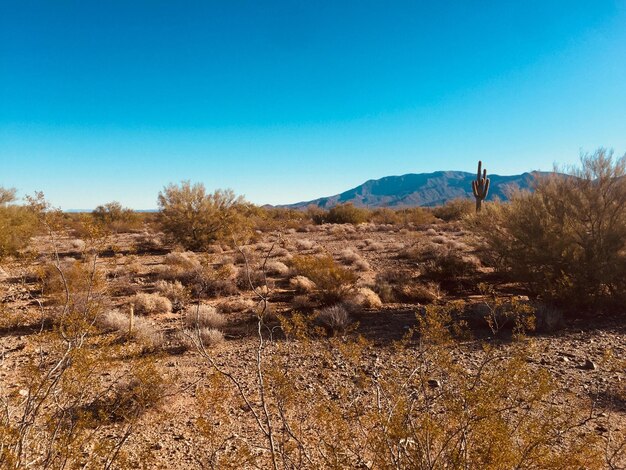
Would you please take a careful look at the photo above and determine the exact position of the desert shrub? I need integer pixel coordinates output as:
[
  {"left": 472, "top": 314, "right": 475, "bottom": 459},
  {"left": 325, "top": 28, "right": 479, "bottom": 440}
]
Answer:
[
  {"left": 181, "top": 327, "right": 225, "bottom": 349},
  {"left": 432, "top": 197, "right": 474, "bottom": 221},
  {"left": 374, "top": 269, "right": 442, "bottom": 304},
  {"left": 403, "top": 240, "right": 479, "bottom": 281},
  {"left": 290, "top": 255, "right": 358, "bottom": 304},
  {"left": 396, "top": 206, "right": 437, "bottom": 225},
  {"left": 99, "top": 309, "right": 164, "bottom": 350},
  {"left": 289, "top": 275, "right": 316, "bottom": 293},
  {"left": 0, "top": 188, "right": 39, "bottom": 258},
  {"left": 265, "top": 260, "right": 289, "bottom": 276},
  {"left": 294, "top": 239, "right": 314, "bottom": 251},
  {"left": 92, "top": 201, "right": 141, "bottom": 233},
  {"left": 369, "top": 208, "right": 401, "bottom": 225},
  {"left": 338, "top": 248, "right": 361, "bottom": 264},
  {"left": 154, "top": 280, "right": 189, "bottom": 309},
  {"left": 132, "top": 292, "right": 172, "bottom": 315},
  {"left": 325, "top": 203, "right": 368, "bottom": 225},
  {"left": 218, "top": 297, "right": 257, "bottom": 313},
  {"left": 315, "top": 305, "right": 351, "bottom": 334},
  {"left": 468, "top": 149, "right": 626, "bottom": 308},
  {"left": 158, "top": 182, "right": 251, "bottom": 250},
  {"left": 38, "top": 257, "right": 108, "bottom": 309},
  {"left": 185, "top": 305, "right": 226, "bottom": 330},
  {"left": 350, "top": 287, "right": 382, "bottom": 309}
]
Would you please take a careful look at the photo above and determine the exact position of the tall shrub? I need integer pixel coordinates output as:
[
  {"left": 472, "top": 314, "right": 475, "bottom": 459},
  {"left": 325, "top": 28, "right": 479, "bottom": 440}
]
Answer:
[{"left": 468, "top": 149, "right": 626, "bottom": 307}]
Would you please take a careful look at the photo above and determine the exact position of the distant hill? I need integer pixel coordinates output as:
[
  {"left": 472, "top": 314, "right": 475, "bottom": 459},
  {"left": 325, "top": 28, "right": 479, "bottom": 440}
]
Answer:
[{"left": 284, "top": 171, "right": 551, "bottom": 209}]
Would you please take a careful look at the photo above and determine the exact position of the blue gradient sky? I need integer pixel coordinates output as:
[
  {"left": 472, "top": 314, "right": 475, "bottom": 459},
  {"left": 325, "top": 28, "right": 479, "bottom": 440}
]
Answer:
[{"left": 1, "top": 1, "right": 626, "bottom": 209}]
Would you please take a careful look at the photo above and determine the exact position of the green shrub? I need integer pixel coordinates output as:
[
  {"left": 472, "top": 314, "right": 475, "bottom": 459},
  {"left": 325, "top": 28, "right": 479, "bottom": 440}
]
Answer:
[
  {"left": 0, "top": 187, "right": 39, "bottom": 258},
  {"left": 432, "top": 197, "right": 474, "bottom": 221},
  {"left": 468, "top": 149, "right": 626, "bottom": 308},
  {"left": 158, "top": 182, "right": 251, "bottom": 250},
  {"left": 325, "top": 203, "right": 368, "bottom": 224},
  {"left": 92, "top": 201, "right": 141, "bottom": 232},
  {"left": 290, "top": 255, "right": 357, "bottom": 304}
]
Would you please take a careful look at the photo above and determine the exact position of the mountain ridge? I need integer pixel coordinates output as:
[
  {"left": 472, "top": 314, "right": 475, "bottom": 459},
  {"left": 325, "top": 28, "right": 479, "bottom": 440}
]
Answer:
[{"left": 282, "top": 170, "right": 552, "bottom": 209}]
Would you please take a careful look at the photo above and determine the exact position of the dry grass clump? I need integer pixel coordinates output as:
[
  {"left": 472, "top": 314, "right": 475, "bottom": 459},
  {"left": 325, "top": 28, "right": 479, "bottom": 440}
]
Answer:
[
  {"left": 295, "top": 239, "right": 314, "bottom": 250},
  {"left": 362, "top": 240, "right": 384, "bottom": 251},
  {"left": 154, "top": 280, "right": 188, "bottom": 309},
  {"left": 184, "top": 304, "right": 227, "bottom": 329},
  {"left": 315, "top": 304, "right": 352, "bottom": 334},
  {"left": 289, "top": 275, "right": 317, "bottom": 293},
  {"left": 350, "top": 287, "right": 383, "bottom": 309},
  {"left": 265, "top": 260, "right": 289, "bottom": 276},
  {"left": 164, "top": 250, "right": 201, "bottom": 273},
  {"left": 98, "top": 309, "right": 164, "bottom": 350},
  {"left": 374, "top": 269, "right": 443, "bottom": 304},
  {"left": 403, "top": 241, "right": 480, "bottom": 281},
  {"left": 180, "top": 327, "right": 225, "bottom": 349},
  {"left": 339, "top": 248, "right": 361, "bottom": 263},
  {"left": 134, "top": 231, "right": 164, "bottom": 253},
  {"left": 219, "top": 297, "right": 257, "bottom": 313},
  {"left": 132, "top": 292, "right": 172, "bottom": 315},
  {"left": 200, "top": 264, "right": 239, "bottom": 298}
]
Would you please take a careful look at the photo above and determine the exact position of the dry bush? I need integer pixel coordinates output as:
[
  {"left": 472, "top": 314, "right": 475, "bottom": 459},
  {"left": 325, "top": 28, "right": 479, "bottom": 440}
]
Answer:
[
  {"left": 134, "top": 231, "right": 164, "bottom": 253},
  {"left": 181, "top": 327, "right": 225, "bottom": 349},
  {"left": 407, "top": 241, "right": 480, "bottom": 281},
  {"left": 468, "top": 149, "right": 626, "bottom": 308},
  {"left": 219, "top": 297, "right": 256, "bottom": 313},
  {"left": 295, "top": 239, "right": 314, "bottom": 250},
  {"left": 375, "top": 269, "right": 442, "bottom": 303},
  {"left": 350, "top": 287, "right": 382, "bottom": 308},
  {"left": 315, "top": 304, "right": 352, "bottom": 334},
  {"left": 154, "top": 279, "right": 189, "bottom": 309},
  {"left": 100, "top": 309, "right": 164, "bottom": 350},
  {"left": 265, "top": 260, "right": 289, "bottom": 276},
  {"left": 432, "top": 197, "right": 474, "bottom": 221},
  {"left": 163, "top": 250, "right": 202, "bottom": 274},
  {"left": 338, "top": 248, "right": 361, "bottom": 264},
  {"left": 361, "top": 239, "right": 384, "bottom": 251},
  {"left": 395, "top": 206, "right": 437, "bottom": 225},
  {"left": 185, "top": 304, "right": 227, "bottom": 329},
  {"left": 290, "top": 255, "right": 358, "bottom": 304},
  {"left": 190, "top": 302, "right": 618, "bottom": 469},
  {"left": 38, "top": 257, "right": 108, "bottom": 308},
  {"left": 132, "top": 292, "right": 172, "bottom": 315},
  {"left": 158, "top": 182, "right": 251, "bottom": 250},
  {"left": 370, "top": 207, "right": 401, "bottom": 225},
  {"left": 289, "top": 275, "right": 317, "bottom": 293}
]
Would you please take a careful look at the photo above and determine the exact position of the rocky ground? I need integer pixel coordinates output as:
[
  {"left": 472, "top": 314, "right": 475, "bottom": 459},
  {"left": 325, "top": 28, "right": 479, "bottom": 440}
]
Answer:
[{"left": 1, "top": 222, "right": 624, "bottom": 468}]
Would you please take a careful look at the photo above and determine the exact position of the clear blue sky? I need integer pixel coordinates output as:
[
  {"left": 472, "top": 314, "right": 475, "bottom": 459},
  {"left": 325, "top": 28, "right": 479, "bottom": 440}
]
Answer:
[{"left": 1, "top": 1, "right": 625, "bottom": 209}]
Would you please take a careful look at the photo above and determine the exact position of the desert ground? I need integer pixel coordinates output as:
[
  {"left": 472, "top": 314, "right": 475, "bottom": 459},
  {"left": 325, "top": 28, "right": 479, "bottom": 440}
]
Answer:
[{"left": 1, "top": 210, "right": 624, "bottom": 469}]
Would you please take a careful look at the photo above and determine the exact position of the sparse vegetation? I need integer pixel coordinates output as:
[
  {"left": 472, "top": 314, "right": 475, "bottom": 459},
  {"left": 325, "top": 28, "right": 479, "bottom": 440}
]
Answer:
[{"left": 1, "top": 161, "right": 625, "bottom": 468}]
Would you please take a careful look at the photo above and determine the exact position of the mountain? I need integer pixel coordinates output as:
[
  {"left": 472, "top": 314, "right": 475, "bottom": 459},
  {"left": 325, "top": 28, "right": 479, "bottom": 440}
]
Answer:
[{"left": 284, "top": 171, "right": 550, "bottom": 209}]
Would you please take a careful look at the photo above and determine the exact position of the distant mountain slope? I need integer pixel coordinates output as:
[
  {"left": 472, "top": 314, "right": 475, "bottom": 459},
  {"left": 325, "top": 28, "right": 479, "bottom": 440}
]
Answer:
[{"left": 284, "top": 171, "right": 550, "bottom": 209}]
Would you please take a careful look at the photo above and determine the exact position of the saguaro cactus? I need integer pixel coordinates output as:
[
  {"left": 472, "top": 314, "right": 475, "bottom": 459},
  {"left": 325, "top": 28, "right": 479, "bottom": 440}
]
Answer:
[{"left": 472, "top": 160, "right": 490, "bottom": 212}]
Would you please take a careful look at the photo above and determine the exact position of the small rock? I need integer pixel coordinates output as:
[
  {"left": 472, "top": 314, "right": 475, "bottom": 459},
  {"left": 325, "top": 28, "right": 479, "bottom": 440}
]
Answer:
[
  {"left": 581, "top": 359, "right": 597, "bottom": 370},
  {"left": 558, "top": 356, "right": 569, "bottom": 363},
  {"left": 427, "top": 379, "right": 441, "bottom": 388}
]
